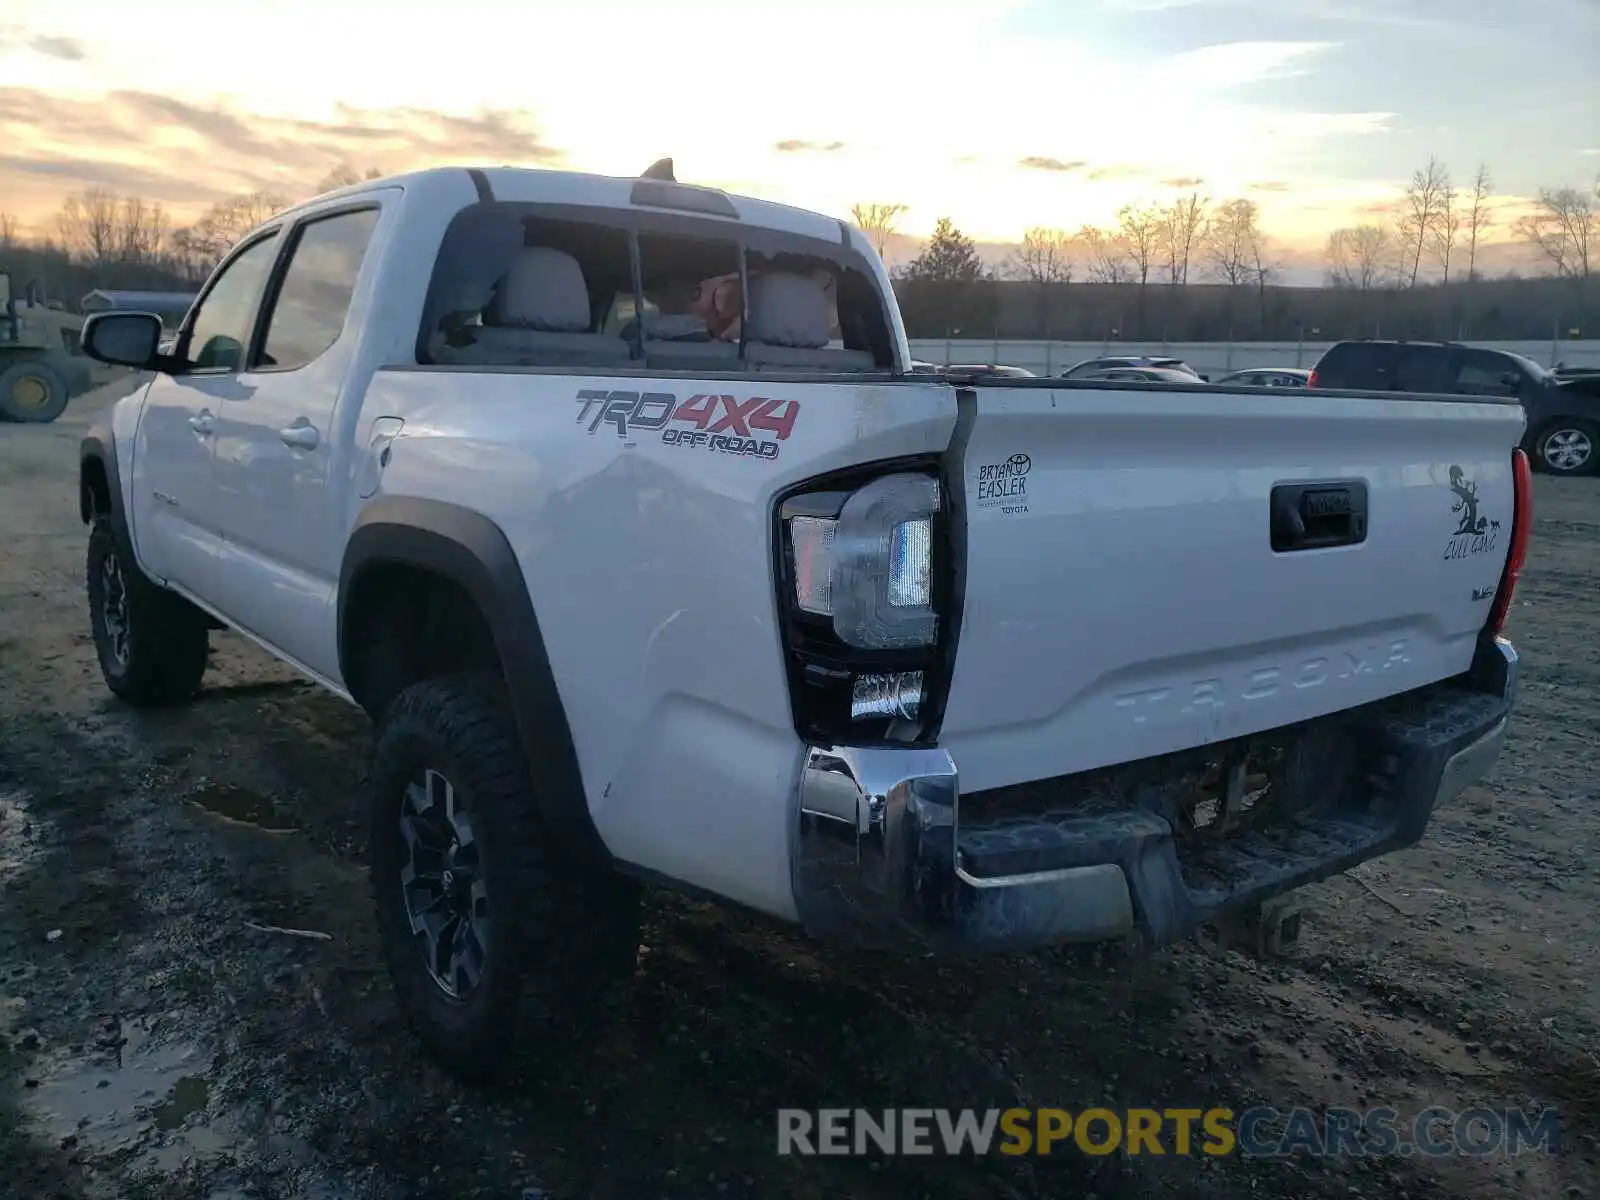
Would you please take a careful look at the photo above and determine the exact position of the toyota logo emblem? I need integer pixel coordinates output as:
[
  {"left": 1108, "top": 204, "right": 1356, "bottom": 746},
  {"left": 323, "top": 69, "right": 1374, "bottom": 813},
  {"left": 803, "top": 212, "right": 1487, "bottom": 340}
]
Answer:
[{"left": 1007, "top": 453, "right": 1032, "bottom": 476}]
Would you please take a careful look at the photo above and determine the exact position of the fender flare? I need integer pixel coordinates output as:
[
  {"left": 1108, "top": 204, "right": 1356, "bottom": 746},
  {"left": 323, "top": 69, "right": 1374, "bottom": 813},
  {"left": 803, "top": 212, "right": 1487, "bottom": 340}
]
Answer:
[
  {"left": 338, "top": 495, "right": 609, "bottom": 866},
  {"left": 79, "top": 420, "right": 130, "bottom": 542}
]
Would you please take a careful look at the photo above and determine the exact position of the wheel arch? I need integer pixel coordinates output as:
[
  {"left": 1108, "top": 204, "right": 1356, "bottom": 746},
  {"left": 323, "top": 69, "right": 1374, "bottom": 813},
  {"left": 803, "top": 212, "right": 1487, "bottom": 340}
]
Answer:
[
  {"left": 79, "top": 423, "right": 124, "bottom": 531},
  {"left": 338, "top": 495, "right": 610, "bottom": 866}
]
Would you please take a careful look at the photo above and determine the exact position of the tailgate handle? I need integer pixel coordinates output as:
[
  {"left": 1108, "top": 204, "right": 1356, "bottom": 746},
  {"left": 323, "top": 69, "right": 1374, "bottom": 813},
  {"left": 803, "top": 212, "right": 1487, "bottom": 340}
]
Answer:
[{"left": 1270, "top": 481, "right": 1368, "bottom": 552}]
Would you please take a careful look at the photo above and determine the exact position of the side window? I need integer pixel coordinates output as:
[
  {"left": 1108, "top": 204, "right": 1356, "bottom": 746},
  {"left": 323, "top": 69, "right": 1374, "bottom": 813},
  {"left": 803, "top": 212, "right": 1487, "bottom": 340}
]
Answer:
[
  {"left": 1319, "top": 344, "right": 1387, "bottom": 389},
  {"left": 1392, "top": 348, "right": 1447, "bottom": 393},
  {"left": 257, "top": 208, "right": 381, "bottom": 371},
  {"left": 1453, "top": 350, "right": 1520, "bottom": 396},
  {"left": 186, "top": 234, "right": 280, "bottom": 371},
  {"left": 417, "top": 206, "right": 632, "bottom": 368}
]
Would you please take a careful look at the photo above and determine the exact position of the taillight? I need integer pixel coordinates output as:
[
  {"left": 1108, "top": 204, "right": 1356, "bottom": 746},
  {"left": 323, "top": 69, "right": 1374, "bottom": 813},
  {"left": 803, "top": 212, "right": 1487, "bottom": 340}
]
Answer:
[
  {"left": 1487, "top": 448, "right": 1533, "bottom": 636},
  {"left": 1306, "top": 368, "right": 1321, "bottom": 388},
  {"left": 774, "top": 460, "right": 957, "bottom": 745}
]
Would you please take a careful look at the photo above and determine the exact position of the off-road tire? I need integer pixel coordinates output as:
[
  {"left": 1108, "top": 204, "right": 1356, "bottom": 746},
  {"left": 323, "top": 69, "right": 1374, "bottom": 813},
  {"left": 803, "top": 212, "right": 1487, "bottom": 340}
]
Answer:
[
  {"left": 0, "top": 360, "right": 70, "bottom": 424},
  {"left": 86, "top": 518, "right": 210, "bottom": 705},
  {"left": 1534, "top": 418, "right": 1598, "bottom": 476},
  {"left": 368, "top": 672, "right": 642, "bottom": 1084}
]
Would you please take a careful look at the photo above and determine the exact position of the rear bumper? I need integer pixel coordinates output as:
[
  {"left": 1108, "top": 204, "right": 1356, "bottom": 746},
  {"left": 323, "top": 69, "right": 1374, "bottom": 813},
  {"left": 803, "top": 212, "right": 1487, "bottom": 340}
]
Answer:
[{"left": 792, "top": 636, "right": 1518, "bottom": 954}]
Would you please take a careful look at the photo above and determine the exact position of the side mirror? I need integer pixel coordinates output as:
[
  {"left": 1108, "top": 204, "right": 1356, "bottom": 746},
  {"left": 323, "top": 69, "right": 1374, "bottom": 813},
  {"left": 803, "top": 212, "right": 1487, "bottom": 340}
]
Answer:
[
  {"left": 1500, "top": 371, "right": 1523, "bottom": 394},
  {"left": 81, "top": 311, "right": 167, "bottom": 369}
]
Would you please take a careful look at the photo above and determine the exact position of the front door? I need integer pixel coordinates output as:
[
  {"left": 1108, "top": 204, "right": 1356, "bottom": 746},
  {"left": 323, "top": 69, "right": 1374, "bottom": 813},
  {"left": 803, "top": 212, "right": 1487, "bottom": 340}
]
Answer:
[
  {"left": 128, "top": 231, "right": 283, "bottom": 594},
  {"left": 209, "top": 203, "right": 385, "bottom": 679}
]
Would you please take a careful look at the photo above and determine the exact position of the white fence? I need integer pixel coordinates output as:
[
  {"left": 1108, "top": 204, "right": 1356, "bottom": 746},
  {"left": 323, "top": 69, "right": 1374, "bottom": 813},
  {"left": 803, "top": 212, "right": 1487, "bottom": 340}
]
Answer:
[{"left": 908, "top": 338, "right": 1600, "bottom": 376}]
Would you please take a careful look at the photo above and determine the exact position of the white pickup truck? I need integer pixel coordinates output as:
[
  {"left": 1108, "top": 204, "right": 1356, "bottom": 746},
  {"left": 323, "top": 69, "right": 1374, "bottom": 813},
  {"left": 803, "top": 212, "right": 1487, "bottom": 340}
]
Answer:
[{"left": 76, "top": 163, "right": 1530, "bottom": 1082}]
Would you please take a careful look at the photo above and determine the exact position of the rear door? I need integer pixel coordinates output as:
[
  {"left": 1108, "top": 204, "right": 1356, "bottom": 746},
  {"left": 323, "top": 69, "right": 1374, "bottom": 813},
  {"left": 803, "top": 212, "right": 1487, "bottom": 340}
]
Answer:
[
  {"left": 940, "top": 379, "right": 1526, "bottom": 793},
  {"left": 1314, "top": 342, "right": 1395, "bottom": 390},
  {"left": 1390, "top": 345, "right": 1453, "bottom": 394}
]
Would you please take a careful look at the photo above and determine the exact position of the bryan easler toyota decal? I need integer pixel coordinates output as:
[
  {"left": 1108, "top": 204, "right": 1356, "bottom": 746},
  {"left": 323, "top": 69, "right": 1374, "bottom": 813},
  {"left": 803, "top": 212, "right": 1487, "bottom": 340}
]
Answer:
[
  {"left": 974, "top": 452, "right": 1031, "bottom": 514},
  {"left": 575, "top": 389, "right": 800, "bottom": 460}
]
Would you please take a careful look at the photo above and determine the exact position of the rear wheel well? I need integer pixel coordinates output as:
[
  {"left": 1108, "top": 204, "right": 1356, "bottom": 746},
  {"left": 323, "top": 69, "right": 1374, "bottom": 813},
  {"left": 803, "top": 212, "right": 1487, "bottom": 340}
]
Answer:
[
  {"left": 341, "top": 564, "right": 501, "bottom": 720},
  {"left": 81, "top": 456, "right": 111, "bottom": 525}
]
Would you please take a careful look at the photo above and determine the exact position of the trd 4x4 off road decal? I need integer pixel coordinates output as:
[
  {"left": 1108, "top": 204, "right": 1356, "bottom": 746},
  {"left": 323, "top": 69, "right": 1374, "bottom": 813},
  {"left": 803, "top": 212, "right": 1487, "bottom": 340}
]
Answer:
[
  {"left": 575, "top": 390, "right": 800, "bottom": 460},
  {"left": 1444, "top": 465, "right": 1503, "bottom": 561}
]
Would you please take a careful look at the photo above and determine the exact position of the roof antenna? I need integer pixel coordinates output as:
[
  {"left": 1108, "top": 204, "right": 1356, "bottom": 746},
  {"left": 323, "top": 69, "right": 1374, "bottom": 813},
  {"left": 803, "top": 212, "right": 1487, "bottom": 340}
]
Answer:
[{"left": 641, "top": 157, "right": 675, "bottom": 182}]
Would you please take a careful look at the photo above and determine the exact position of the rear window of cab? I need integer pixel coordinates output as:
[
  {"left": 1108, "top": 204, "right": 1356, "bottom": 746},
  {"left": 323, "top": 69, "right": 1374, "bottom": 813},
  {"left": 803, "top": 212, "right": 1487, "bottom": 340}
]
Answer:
[{"left": 416, "top": 201, "right": 896, "bottom": 374}]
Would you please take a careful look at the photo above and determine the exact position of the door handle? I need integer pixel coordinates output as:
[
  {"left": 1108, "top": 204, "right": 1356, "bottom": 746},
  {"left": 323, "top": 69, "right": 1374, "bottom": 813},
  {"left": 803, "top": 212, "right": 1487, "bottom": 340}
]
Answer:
[
  {"left": 1270, "top": 481, "right": 1368, "bottom": 552},
  {"left": 280, "top": 424, "right": 319, "bottom": 450},
  {"left": 188, "top": 411, "right": 214, "bottom": 435}
]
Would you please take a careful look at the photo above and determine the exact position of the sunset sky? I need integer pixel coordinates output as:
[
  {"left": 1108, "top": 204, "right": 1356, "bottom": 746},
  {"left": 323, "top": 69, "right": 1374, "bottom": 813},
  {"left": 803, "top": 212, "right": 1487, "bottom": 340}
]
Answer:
[{"left": 2, "top": 0, "right": 1596, "bottom": 276}]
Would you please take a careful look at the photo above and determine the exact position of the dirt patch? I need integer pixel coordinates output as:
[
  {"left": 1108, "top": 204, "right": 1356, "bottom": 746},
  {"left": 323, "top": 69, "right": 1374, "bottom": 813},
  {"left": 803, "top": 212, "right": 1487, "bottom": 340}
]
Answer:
[{"left": 2, "top": 386, "right": 1598, "bottom": 1198}]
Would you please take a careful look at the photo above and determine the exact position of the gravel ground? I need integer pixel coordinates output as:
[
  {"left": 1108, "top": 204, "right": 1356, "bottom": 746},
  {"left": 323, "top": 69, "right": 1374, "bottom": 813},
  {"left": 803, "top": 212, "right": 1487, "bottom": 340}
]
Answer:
[{"left": 2, "top": 382, "right": 1597, "bottom": 1199}]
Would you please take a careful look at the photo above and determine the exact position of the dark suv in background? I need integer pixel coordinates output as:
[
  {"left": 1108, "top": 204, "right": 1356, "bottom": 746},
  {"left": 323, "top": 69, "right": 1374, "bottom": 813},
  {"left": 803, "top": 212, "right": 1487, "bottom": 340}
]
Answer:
[{"left": 1309, "top": 340, "right": 1600, "bottom": 475}]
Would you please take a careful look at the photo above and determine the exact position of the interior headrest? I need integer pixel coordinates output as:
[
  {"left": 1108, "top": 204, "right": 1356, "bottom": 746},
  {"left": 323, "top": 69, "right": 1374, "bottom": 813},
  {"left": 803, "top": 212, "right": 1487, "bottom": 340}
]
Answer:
[
  {"left": 490, "top": 246, "right": 592, "bottom": 332},
  {"left": 746, "top": 271, "right": 830, "bottom": 349}
]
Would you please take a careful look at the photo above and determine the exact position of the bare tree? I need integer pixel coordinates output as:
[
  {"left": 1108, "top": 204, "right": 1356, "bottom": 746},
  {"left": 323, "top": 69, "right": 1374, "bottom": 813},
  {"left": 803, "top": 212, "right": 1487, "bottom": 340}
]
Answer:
[
  {"left": 1004, "top": 227, "right": 1073, "bottom": 338},
  {"left": 1515, "top": 184, "right": 1595, "bottom": 278},
  {"left": 116, "top": 196, "right": 170, "bottom": 266},
  {"left": 1326, "top": 224, "right": 1392, "bottom": 290},
  {"left": 1465, "top": 164, "right": 1494, "bottom": 282},
  {"left": 1205, "top": 198, "right": 1261, "bottom": 286},
  {"left": 1004, "top": 227, "right": 1074, "bottom": 284},
  {"left": 316, "top": 163, "right": 383, "bottom": 193},
  {"left": 1117, "top": 202, "right": 1161, "bottom": 289},
  {"left": 1428, "top": 176, "right": 1461, "bottom": 283},
  {"left": 849, "top": 202, "right": 908, "bottom": 260},
  {"left": 0, "top": 211, "right": 17, "bottom": 252},
  {"left": 57, "top": 189, "right": 121, "bottom": 265},
  {"left": 1248, "top": 225, "right": 1277, "bottom": 331},
  {"left": 182, "top": 191, "right": 291, "bottom": 270},
  {"left": 1160, "top": 191, "right": 1209, "bottom": 286},
  {"left": 1397, "top": 157, "right": 1450, "bottom": 286},
  {"left": 1076, "top": 225, "right": 1131, "bottom": 283}
]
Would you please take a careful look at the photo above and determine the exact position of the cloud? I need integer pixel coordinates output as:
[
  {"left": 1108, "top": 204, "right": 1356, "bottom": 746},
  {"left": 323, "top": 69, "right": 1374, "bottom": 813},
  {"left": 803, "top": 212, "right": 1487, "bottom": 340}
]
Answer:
[
  {"left": 0, "top": 23, "right": 86, "bottom": 60},
  {"left": 1161, "top": 176, "right": 1205, "bottom": 189},
  {"left": 1018, "top": 156, "right": 1088, "bottom": 172},
  {"left": 774, "top": 139, "right": 845, "bottom": 153},
  {"left": 1248, "top": 180, "right": 1294, "bottom": 192},
  {"left": 0, "top": 154, "right": 232, "bottom": 202},
  {"left": 1086, "top": 164, "right": 1148, "bottom": 181},
  {"left": 28, "top": 35, "right": 86, "bottom": 61},
  {"left": 1156, "top": 41, "right": 1335, "bottom": 87},
  {"left": 0, "top": 87, "right": 561, "bottom": 220},
  {"left": 1101, "top": 0, "right": 1460, "bottom": 32}
]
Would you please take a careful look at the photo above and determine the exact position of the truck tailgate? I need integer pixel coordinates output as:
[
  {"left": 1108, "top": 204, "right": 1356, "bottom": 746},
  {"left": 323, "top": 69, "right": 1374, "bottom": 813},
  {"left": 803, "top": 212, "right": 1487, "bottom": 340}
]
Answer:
[{"left": 941, "top": 383, "right": 1526, "bottom": 793}]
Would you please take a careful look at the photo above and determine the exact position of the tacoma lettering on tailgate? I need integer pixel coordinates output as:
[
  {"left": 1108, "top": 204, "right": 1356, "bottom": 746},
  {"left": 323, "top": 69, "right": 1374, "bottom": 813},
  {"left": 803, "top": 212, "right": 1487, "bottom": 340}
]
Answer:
[{"left": 1112, "top": 641, "right": 1411, "bottom": 723}]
